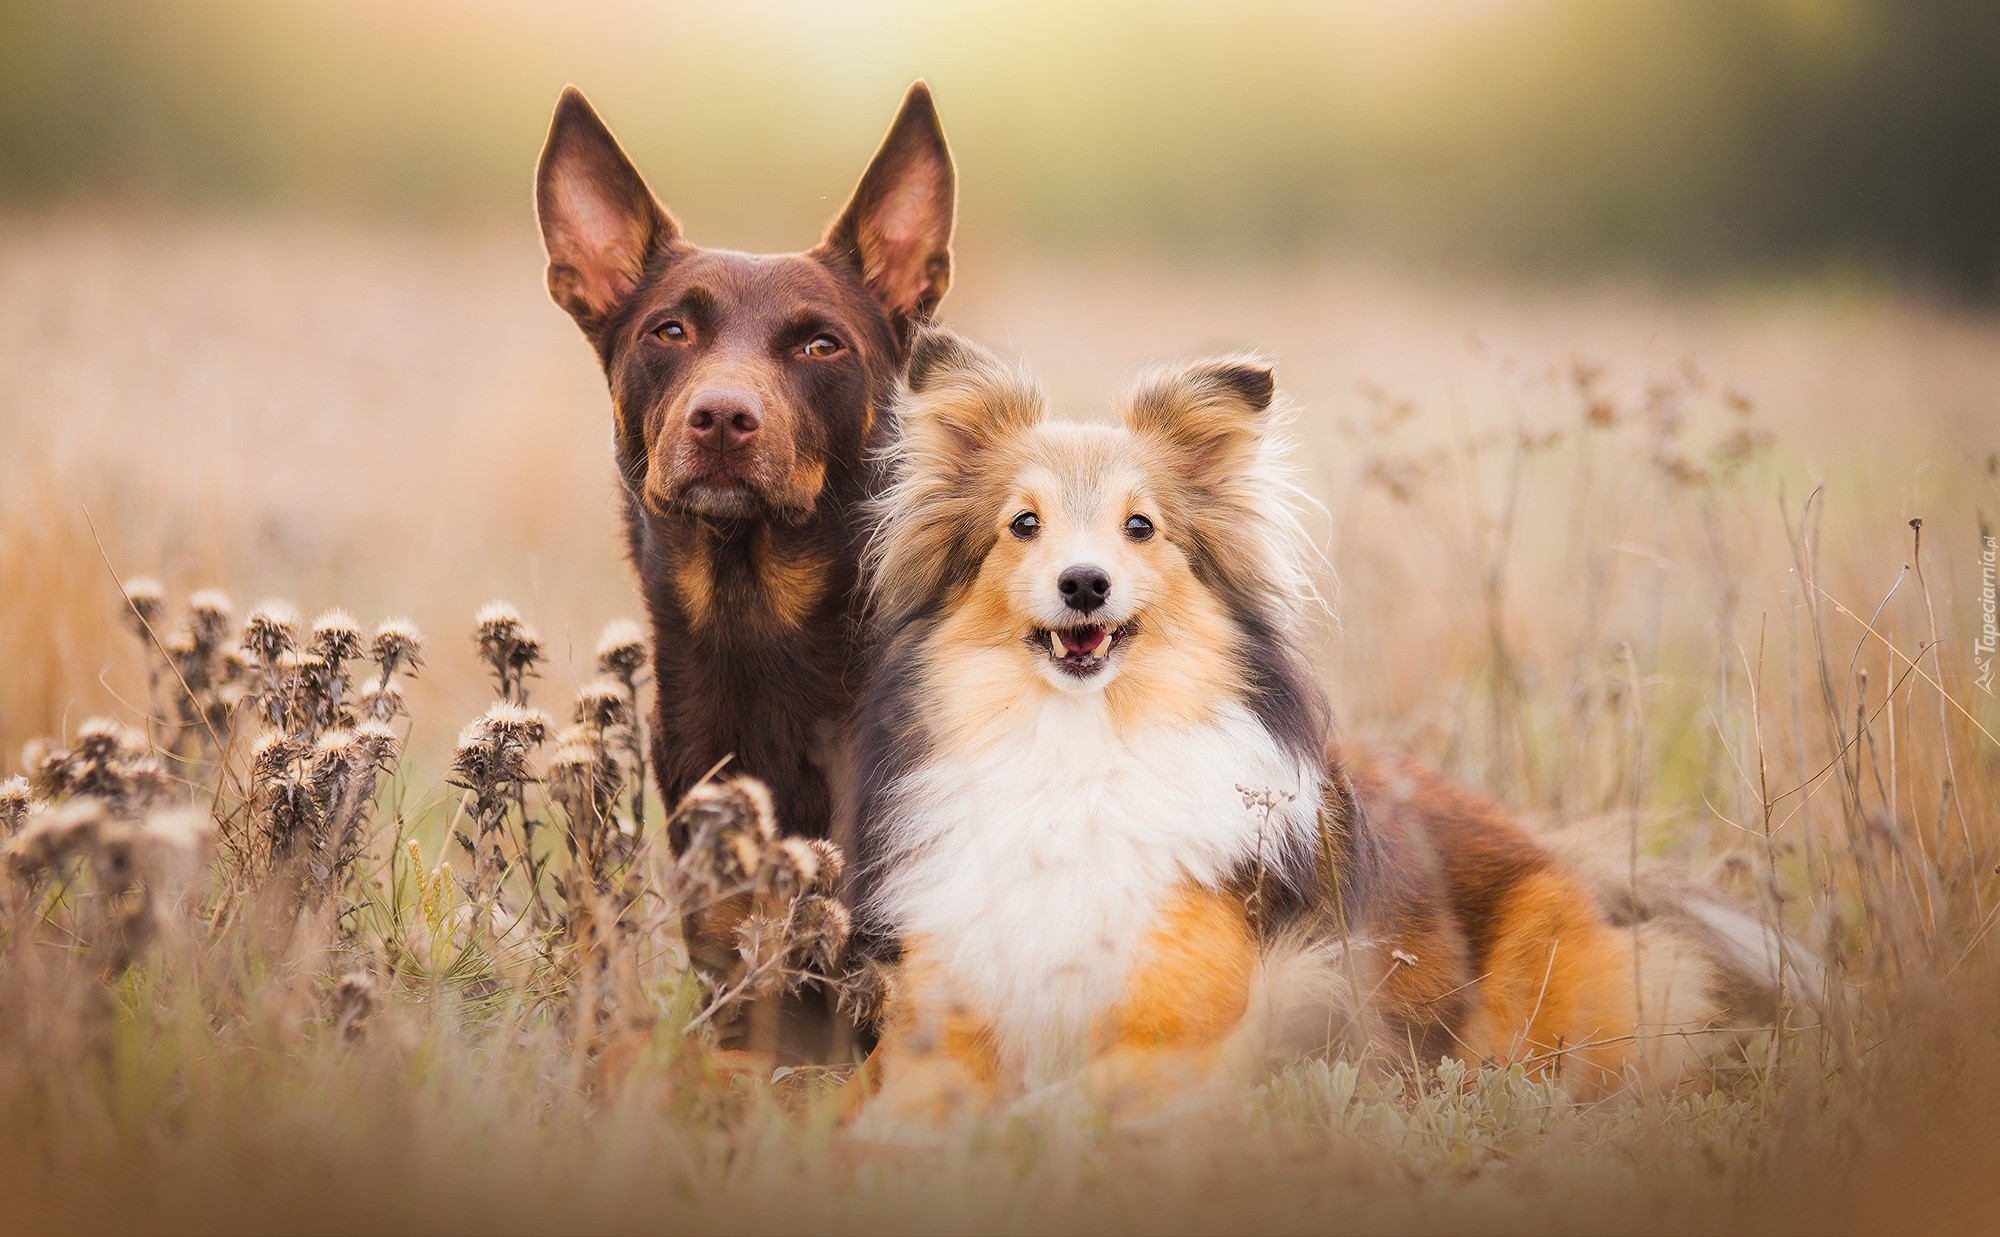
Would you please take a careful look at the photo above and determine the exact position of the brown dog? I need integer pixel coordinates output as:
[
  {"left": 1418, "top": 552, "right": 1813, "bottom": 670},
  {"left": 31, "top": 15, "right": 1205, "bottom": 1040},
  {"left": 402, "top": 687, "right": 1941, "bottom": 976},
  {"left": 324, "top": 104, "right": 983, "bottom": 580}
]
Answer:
[{"left": 535, "top": 82, "right": 954, "bottom": 1051}]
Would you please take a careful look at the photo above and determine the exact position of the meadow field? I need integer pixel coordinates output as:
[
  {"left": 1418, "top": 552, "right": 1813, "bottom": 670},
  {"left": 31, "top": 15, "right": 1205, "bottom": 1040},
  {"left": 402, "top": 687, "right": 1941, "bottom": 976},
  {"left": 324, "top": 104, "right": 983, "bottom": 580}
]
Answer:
[{"left": 3, "top": 211, "right": 1999, "bottom": 1233}]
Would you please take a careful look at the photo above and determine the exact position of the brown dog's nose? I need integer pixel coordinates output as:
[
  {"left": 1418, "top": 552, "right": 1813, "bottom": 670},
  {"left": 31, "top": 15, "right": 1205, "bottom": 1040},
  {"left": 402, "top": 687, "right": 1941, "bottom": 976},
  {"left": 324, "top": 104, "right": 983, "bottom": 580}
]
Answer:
[{"left": 686, "top": 388, "right": 762, "bottom": 451}]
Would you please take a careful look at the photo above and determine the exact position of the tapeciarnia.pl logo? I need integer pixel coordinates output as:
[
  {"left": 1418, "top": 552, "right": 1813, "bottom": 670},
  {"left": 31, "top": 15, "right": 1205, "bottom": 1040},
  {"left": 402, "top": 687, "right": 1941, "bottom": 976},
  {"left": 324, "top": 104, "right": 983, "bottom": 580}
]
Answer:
[{"left": 1978, "top": 533, "right": 1997, "bottom": 696}]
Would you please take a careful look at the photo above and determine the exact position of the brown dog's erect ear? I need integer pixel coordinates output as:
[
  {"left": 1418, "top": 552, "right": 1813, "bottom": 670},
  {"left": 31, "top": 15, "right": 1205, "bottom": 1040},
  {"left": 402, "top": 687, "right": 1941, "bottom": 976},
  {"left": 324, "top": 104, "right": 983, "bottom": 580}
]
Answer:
[
  {"left": 1122, "top": 356, "right": 1278, "bottom": 479},
  {"left": 536, "top": 87, "right": 678, "bottom": 330},
  {"left": 821, "top": 81, "right": 957, "bottom": 324}
]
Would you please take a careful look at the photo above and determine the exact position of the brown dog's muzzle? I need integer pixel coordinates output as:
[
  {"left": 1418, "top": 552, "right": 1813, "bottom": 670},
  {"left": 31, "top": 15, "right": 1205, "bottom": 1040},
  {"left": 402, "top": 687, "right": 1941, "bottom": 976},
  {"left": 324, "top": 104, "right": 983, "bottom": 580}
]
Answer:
[
  {"left": 685, "top": 385, "right": 764, "bottom": 467},
  {"left": 646, "top": 361, "right": 818, "bottom": 520}
]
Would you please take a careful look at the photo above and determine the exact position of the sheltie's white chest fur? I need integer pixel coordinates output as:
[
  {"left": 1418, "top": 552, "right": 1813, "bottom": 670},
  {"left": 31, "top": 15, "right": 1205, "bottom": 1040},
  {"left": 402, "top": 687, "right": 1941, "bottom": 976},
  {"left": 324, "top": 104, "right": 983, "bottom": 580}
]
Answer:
[{"left": 869, "top": 693, "right": 1321, "bottom": 1085}]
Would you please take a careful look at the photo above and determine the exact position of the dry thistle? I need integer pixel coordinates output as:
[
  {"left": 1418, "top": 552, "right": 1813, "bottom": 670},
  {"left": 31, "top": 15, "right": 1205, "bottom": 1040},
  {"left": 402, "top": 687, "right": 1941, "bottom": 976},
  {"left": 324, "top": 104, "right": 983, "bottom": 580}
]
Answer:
[
  {"left": 449, "top": 703, "right": 550, "bottom": 793},
  {"left": 586, "top": 626, "right": 649, "bottom": 834},
  {"left": 120, "top": 577, "right": 165, "bottom": 640},
  {"left": 350, "top": 720, "right": 400, "bottom": 770},
  {"left": 547, "top": 724, "right": 623, "bottom": 875},
  {"left": 834, "top": 955, "right": 893, "bottom": 1027},
  {"left": 677, "top": 779, "right": 776, "bottom": 894},
  {"left": 448, "top": 701, "right": 550, "bottom": 910},
  {"left": 594, "top": 619, "right": 647, "bottom": 688},
  {"left": 369, "top": 618, "right": 425, "bottom": 683},
  {"left": 573, "top": 677, "right": 633, "bottom": 732},
  {"left": 279, "top": 650, "right": 339, "bottom": 737},
  {"left": 332, "top": 966, "right": 379, "bottom": 1042},
  {"left": 0, "top": 776, "right": 36, "bottom": 839},
  {"left": 186, "top": 589, "right": 236, "bottom": 652},
  {"left": 243, "top": 601, "right": 301, "bottom": 665},
  {"left": 732, "top": 909, "right": 794, "bottom": 998},
  {"left": 474, "top": 601, "right": 543, "bottom": 703},
  {"left": 310, "top": 610, "right": 365, "bottom": 669},
  {"left": 27, "top": 719, "right": 171, "bottom": 817},
  {"left": 802, "top": 838, "right": 844, "bottom": 895},
  {"left": 6, "top": 797, "right": 106, "bottom": 881},
  {"left": 788, "top": 894, "right": 852, "bottom": 974},
  {"left": 761, "top": 836, "right": 822, "bottom": 902},
  {"left": 357, "top": 679, "right": 406, "bottom": 724},
  {"left": 249, "top": 730, "right": 313, "bottom": 865},
  {"left": 7, "top": 801, "right": 214, "bottom": 974}
]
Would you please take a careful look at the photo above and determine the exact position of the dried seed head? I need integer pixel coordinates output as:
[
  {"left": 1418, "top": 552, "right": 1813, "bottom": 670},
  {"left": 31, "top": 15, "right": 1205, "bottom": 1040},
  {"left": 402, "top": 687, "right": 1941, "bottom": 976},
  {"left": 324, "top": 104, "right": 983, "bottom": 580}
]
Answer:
[
  {"left": 479, "top": 702, "right": 549, "bottom": 748},
  {"left": 474, "top": 601, "right": 543, "bottom": 697},
  {"left": 281, "top": 650, "right": 338, "bottom": 731},
  {"left": 369, "top": 619, "right": 426, "bottom": 680},
  {"left": 733, "top": 910, "right": 792, "bottom": 994},
  {"left": 357, "top": 679, "right": 406, "bottom": 724},
  {"left": 546, "top": 727, "right": 606, "bottom": 779},
  {"left": 448, "top": 702, "right": 549, "bottom": 791},
  {"left": 0, "top": 776, "right": 36, "bottom": 838},
  {"left": 121, "top": 578, "right": 166, "bottom": 639},
  {"left": 573, "top": 677, "right": 633, "bottom": 731},
  {"left": 803, "top": 838, "right": 844, "bottom": 895},
  {"left": 547, "top": 726, "right": 620, "bottom": 829},
  {"left": 27, "top": 719, "right": 168, "bottom": 813},
  {"left": 187, "top": 590, "right": 236, "bottom": 650},
  {"left": 763, "top": 836, "right": 822, "bottom": 900},
  {"left": 834, "top": 956, "right": 893, "bottom": 1027},
  {"left": 474, "top": 600, "right": 525, "bottom": 639},
  {"left": 737, "top": 778, "right": 777, "bottom": 843},
  {"left": 250, "top": 730, "right": 304, "bottom": 785},
  {"left": 678, "top": 779, "right": 775, "bottom": 889},
  {"left": 308, "top": 730, "right": 362, "bottom": 803},
  {"left": 350, "top": 720, "right": 401, "bottom": 770},
  {"left": 310, "top": 610, "right": 366, "bottom": 667},
  {"left": 789, "top": 894, "right": 852, "bottom": 973},
  {"left": 594, "top": 619, "right": 647, "bottom": 685},
  {"left": 332, "top": 965, "right": 379, "bottom": 1041},
  {"left": 216, "top": 646, "right": 251, "bottom": 684},
  {"left": 243, "top": 602, "right": 301, "bottom": 665},
  {"left": 6, "top": 798, "right": 107, "bottom": 879}
]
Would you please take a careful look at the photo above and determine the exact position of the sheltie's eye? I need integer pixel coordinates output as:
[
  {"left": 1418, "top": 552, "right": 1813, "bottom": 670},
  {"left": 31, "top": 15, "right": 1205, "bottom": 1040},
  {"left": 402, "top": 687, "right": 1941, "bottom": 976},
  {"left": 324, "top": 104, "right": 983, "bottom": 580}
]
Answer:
[
  {"left": 655, "top": 320, "right": 688, "bottom": 343},
  {"left": 1009, "top": 511, "right": 1041, "bottom": 540},
  {"left": 800, "top": 334, "right": 843, "bottom": 359},
  {"left": 1123, "top": 514, "right": 1155, "bottom": 542}
]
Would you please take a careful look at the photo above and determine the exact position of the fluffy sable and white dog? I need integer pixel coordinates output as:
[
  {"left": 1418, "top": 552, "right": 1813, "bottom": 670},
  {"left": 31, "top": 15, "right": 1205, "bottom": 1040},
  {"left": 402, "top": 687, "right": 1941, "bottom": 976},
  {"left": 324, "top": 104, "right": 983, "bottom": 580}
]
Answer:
[{"left": 842, "top": 327, "right": 1807, "bottom": 1128}]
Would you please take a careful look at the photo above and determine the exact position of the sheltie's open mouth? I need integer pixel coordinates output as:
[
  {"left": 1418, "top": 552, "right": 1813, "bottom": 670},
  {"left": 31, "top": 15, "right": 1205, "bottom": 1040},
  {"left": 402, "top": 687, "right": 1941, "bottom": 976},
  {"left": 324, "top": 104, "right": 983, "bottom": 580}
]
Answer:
[{"left": 1028, "top": 622, "right": 1127, "bottom": 678}]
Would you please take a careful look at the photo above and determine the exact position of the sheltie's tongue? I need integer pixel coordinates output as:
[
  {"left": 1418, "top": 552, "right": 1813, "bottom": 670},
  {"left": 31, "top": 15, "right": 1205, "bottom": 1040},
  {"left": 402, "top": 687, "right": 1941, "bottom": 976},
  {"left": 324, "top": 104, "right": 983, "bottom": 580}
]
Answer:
[{"left": 1052, "top": 626, "right": 1110, "bottom": 658}]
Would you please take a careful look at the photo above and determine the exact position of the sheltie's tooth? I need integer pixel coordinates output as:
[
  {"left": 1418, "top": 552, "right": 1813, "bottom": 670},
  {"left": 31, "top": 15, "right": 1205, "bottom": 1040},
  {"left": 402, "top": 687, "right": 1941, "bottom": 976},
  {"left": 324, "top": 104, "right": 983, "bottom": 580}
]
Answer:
[{"left": 1049, "top": 629, "right": 1065, "bottom": 658}]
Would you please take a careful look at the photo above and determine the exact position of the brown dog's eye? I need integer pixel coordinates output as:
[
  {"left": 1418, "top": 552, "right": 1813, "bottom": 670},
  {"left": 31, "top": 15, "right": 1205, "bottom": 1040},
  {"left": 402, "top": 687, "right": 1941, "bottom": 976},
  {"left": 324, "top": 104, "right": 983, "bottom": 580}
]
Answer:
[
  {"left": 801, "top": 334, "right": 842, "bottom": 359},
  {"left": 1009, "top": 511, "right": 1041, "bottom": 540},
  {"left": 655, "top": 321, "right": 688, "bottom": 343},
  {"left": 1124, "top": 514, "right": 1155, "bottom": 542}
]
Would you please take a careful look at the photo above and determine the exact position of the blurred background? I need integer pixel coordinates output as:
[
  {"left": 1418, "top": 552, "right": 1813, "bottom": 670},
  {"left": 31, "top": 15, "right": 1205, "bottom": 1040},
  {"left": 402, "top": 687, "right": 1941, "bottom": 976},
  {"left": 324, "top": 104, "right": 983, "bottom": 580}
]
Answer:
[
  {"left": 3, "top": 0, "right": 1997, "bottom": 807},
  {"left": 5, "top": 0, "right": 2000, "bottom": 293}
]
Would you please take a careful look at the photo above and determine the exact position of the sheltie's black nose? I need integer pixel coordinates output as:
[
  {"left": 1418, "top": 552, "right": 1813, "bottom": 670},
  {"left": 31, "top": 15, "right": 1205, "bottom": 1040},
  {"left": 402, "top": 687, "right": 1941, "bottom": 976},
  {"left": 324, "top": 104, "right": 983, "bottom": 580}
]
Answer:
[{"left": 1057, "top": 565, "right": 1111, "bottom": 614}]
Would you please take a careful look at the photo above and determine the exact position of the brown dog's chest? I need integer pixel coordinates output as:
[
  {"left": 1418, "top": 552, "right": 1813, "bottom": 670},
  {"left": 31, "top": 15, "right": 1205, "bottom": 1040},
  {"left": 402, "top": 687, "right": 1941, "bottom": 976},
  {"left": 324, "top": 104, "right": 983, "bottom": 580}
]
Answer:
[{"left": 635, "top": 514, "right": 860, "bottom": 846}]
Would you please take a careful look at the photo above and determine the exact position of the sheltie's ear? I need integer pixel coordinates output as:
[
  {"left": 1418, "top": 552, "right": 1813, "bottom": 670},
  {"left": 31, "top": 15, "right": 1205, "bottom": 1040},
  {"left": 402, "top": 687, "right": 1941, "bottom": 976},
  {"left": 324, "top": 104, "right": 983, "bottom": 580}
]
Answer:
[
  {"left": 868, "top": 326, "right": 1043, "bottom": 620},
  {"left": 1121, "top": 356, "right": 1276, "bottom": 484},
  {"left": 897, "top": 325, "right": 1043, "bottom": 464},
  {"left": 1121, "top": 355, "right": 1320, "bottom": 622}
]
